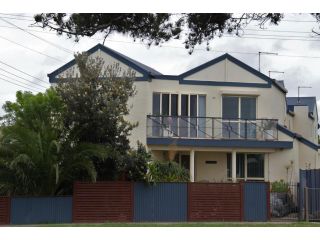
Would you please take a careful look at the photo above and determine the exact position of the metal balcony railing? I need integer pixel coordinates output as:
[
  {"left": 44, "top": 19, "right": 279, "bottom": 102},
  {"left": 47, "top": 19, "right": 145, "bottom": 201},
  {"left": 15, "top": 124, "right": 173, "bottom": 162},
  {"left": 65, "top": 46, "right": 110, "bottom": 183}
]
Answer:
[{"left": 146, "top": 115, "right": 278, "bottom": 140}]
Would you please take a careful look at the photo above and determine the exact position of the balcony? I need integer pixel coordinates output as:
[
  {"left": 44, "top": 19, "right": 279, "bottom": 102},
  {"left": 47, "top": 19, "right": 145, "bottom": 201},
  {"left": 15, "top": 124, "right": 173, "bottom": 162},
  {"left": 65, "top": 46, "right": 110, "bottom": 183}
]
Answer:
[{"left": 146, "top": 115, "right": 278, "bottom": 141}]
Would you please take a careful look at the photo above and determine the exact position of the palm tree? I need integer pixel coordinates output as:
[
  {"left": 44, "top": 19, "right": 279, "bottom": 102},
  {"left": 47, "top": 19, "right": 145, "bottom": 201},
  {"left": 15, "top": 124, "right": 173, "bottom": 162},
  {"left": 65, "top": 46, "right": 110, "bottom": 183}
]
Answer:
[
  {"left": 0, "top": 89, "right": 107, "bottom": 196},
  {"left": 0, "top": 125, "right": 107, "bottom": 196}
]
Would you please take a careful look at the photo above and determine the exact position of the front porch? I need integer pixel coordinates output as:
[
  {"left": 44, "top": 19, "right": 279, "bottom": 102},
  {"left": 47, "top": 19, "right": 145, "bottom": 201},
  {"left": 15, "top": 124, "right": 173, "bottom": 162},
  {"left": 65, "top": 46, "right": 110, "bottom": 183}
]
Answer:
[{"left": 151, "top": 149, "right": 269, "bottom": 182}]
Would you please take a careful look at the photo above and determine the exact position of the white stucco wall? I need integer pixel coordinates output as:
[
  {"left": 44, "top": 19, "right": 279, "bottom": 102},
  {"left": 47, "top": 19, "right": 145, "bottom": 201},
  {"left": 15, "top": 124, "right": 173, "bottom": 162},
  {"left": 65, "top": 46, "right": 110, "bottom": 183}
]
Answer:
[
  {"left": 292, "top": 106, "right": 317, "bottom": 143},
  {"left": 126, "top": 77, "right": 287, "bottom": 147},
  {"left": 185, "top": 59, "right": 263, "bottom": 84},
  {"left": 299, "top": 142, "right": 319, "bottom": 170},
  {"left": 284, "top": 113, "right": 295, "bottom": 131},
  {"left": 268, "top": 140, "right": 299, "bottom": 183},
  {"left": 195, "top": 152, "right": 228, "bottom": 182}
]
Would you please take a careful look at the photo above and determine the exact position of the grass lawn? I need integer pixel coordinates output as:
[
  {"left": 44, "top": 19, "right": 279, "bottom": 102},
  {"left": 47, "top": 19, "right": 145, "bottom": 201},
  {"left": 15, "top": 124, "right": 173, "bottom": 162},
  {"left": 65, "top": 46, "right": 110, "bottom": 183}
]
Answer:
[{"left": 38, "top": 222, "right": 320, "bottom": 227}]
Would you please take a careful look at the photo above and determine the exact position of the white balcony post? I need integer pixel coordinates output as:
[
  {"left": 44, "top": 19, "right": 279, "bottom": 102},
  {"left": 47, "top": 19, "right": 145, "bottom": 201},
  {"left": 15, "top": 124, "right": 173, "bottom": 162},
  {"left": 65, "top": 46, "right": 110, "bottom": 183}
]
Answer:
[
  {"left": 190, "top": 150, "right": 195, "bottom": 182},
  {"left": 232, "top": 150, "right": 237, "bottom": 182}
]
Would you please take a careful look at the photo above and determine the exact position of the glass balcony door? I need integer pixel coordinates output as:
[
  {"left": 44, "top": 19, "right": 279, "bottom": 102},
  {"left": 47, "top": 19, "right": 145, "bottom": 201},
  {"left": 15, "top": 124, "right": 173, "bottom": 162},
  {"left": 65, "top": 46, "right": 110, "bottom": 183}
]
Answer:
[
  {"left": 152, "top": 92, "right": 178, "bottom": 137},
  {"left": 180, "top": 94, "right": 206, "bottom": 138},
  {"left": 222, "top": 96, "right": 257, "bottom": 139},
  {"left": 152, "top": 92, "right": 206, "bottom": 138}
]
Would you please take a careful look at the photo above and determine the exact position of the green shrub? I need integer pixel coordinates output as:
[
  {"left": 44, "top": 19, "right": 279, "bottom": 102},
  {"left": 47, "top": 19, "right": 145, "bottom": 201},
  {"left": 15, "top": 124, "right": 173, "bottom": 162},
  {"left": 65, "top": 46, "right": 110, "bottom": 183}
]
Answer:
[
  {"left": 271, "top": 180, "right": 289, "bottom": 193},
  {"left": 146, "top": 160, "right": 190, "bottom": 182}
]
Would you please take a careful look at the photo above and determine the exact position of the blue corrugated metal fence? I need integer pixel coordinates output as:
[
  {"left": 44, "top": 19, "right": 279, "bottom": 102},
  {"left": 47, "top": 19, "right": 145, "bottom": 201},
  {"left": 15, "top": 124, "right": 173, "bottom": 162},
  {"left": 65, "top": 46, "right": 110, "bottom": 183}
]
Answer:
[
  {"left": 134, "top": 182, "right": 187, "bottom": 222},
  {"left": 11, "top": 196, "right": 72, "bottom": 224},
  {"left": 300, "top": 169, "right": 320, "bottom": 219},
  {"left": 243, "top": 182, "right": 268, "bottom": 221}
]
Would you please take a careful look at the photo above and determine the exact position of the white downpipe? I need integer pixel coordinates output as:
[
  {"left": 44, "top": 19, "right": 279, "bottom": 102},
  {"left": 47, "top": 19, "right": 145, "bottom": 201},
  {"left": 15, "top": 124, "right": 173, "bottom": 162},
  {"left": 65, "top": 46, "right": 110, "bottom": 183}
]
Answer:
[
  {"left": 190, "top": 150, "right": 195, "bottom": 182},
  {"left": 232, "top": 150, "right": 237, "bottom": 182}
]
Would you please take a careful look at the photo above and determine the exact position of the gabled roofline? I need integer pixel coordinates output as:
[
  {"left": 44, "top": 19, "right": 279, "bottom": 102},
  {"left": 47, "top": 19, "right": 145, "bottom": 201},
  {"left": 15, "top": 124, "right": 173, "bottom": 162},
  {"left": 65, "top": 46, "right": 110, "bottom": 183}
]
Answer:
[
  {"left": 178, "top": 53, "right": 287, "bottom": 94},
  {"left": 277, "top": 124, "right": 319, "bottom": 150},
  {"left": 48, "top": 44, "right": 160, "bottom": 83}
]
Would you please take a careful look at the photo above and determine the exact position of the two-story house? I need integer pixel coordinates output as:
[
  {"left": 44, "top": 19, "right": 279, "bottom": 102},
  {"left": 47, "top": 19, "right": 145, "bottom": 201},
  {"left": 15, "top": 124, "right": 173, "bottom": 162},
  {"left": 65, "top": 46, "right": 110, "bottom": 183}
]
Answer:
[{"left": 48, "top": 43, "right": 320, "bottom": 184}]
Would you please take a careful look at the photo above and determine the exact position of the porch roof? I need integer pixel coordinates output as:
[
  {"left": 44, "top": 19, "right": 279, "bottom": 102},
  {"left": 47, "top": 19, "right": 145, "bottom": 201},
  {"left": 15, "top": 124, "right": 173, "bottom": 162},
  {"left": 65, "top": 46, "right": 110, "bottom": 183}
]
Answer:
[{"left": 146, "top": 138, "right": 293, "bottom": 149}]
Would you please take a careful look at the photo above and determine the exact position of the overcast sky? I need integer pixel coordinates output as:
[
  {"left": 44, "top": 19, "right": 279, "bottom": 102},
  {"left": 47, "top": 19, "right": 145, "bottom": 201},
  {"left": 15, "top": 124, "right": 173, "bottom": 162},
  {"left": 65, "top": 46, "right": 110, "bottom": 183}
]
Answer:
[{"left": 1, "top": 13, "right": 320, "bottom": 117}]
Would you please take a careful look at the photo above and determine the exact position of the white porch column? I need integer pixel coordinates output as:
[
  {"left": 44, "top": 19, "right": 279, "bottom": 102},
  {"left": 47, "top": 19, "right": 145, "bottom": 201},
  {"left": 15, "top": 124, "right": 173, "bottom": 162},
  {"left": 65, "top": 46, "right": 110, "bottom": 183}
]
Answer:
[
  {"left": 190, "top": 150, "right": 195, "bottom": 182},
  {"left": 232, "top": 150, "right": 237, "bottom": 183}
]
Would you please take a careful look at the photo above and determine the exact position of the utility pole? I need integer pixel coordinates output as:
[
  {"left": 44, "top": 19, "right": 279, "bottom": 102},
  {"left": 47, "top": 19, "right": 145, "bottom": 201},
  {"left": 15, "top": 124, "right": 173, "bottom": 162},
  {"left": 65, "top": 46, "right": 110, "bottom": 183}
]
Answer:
[
  {"left": 298, "top": 86, "right": 312, "bottom": 103},
  {"left": 258, "top": 52, "right": 278, "bottom": 72}
]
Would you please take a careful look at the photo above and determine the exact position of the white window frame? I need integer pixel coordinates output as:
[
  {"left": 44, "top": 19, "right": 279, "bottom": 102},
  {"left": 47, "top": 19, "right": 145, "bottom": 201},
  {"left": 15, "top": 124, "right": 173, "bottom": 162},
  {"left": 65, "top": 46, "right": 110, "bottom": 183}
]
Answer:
[
  {"left": 221, "top": 95, "right": 257, "bottom": 139},
  {"left": 152, "top": 92, "right": 207, "bottom": 138},
  {"left": 227, "top": 153, "right": 265, "bottom": 181}
]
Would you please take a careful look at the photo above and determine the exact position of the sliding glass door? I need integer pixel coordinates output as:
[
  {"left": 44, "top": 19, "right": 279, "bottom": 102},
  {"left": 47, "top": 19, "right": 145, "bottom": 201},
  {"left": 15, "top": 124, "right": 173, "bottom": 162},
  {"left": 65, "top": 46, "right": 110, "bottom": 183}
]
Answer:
[
  {"left": 152, "top": 92, "right": 206, "bottom": 138},
  {"left": 180, "top": 94, "right": 206, "bottom": 138},
  {"left": 222, "top": 96, "right": 257, "bottom": 139},
  {"left": 152, "top": 92, "right": 178, "bottom": 137}
]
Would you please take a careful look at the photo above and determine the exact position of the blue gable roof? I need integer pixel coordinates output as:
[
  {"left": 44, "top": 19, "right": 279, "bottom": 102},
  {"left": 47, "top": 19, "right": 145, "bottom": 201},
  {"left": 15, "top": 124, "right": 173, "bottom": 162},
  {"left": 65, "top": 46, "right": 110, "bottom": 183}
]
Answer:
[
  {"left": 286, "top": 97, "right": 318, "bottom": 120},
  {"left": 48, "top": 43, "right": 162, "bottom": 83},
  {"left": 286, "top": 97, "right": 316, "bottom": 114},
  {"left": 177, "top": 53, "right": 287, "bottom": 94}
]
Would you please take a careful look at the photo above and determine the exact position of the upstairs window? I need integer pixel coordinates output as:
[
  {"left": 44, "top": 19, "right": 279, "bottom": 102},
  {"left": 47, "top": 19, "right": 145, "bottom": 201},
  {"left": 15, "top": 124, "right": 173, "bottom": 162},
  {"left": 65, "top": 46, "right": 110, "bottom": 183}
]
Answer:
[
  {"left": 222, "top": 96, "right": 257, "bottom": 139},
  {"left": 151, "top": 92, "right": 206, "bottom": 138},
  {"left": 222, "top": 96, "right": 256, "bottom": 119}
]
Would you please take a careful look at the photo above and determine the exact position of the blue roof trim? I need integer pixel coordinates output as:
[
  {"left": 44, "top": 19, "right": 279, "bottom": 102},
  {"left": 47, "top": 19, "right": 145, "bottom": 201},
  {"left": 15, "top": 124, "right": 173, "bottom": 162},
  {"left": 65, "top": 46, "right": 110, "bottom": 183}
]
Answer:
[
  {"left": 152, "top": 75, "right": 271, "bottom": 88},
  {"left": 277, "top": 124, "right": 296, "bottom": 138},
  {"left": 277, "top": 124, "right": 319, "bottom": 150},
  {"left": 152, "top": 74, "right": 181, "bottom": 80},
  {"left": 179, "top": 79, "right": 271, "bottom": 88},
  {"left": 178, "top": 53, "right": 287, "bottom": 94},
  {"left": 147, "top": 137, "right": 293, "bottom": 149},
  {"left": 48, "top": 44, "right": 160, "bottom": 83}
]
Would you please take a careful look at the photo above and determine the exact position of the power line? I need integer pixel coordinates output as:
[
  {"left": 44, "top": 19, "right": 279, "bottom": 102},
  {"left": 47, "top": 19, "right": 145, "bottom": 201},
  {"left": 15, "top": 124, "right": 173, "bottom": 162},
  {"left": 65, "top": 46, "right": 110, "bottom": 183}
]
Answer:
[
  {"left": 223, "top": 35, "right": 320, "bottom": 42},
  {"left": 0, "top": 72, "right": 44, "bottom": 91},
  {"left": 0, "top": 59, "right": 49, "bottom": 84},
  {"left": 282, "top": 19, "right": 318, "bottom": 23},
  {"left": 0, "top": 24, "right": 317, "bottom": 39},
  {"left": 98, "top": 38, "right": 320, "bottom": 60},
  {"left": 0, "top": 18, "right": 74, "bottom": 54},
  {"left": 0, "top": 13, "right": 34, "bottom": 20},
  {"left": 1, "top": 19, "right": 320, "bottom": 64},
  {"left": 0, "top": 67, "right": 47, "bottom": 89},
  {"left": 0, "top": 35, "right": 64, "bottom": 62},
  {"left": 241, "top": 33, "right": 319, "bottom": 39},
  {"left": 0, "top": 15, "right": 34, "bottom": 22},
  {"left": 2, "top": 24, "right": 319, "bottom": 41},
  {"left": 0, "top": 76, "right": 39, "bottom": 92},
  {"left": 245, "top": 28, "right": 315, "bottom": 34}
]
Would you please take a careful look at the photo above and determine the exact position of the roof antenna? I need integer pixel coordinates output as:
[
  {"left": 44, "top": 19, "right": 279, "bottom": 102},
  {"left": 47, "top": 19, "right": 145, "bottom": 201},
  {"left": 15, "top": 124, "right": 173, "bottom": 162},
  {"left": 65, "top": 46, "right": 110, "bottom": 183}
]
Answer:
[
  {"left": 298, "top": 86, "right": 312, "bottom": 103},
  {"left": 258, "top": 51, "right": 278, "bottom": 72}
]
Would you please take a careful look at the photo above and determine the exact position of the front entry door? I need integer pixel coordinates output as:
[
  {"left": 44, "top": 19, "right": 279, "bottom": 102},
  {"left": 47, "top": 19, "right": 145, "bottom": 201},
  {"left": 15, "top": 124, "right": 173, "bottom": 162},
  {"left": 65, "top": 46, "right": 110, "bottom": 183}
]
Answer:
[{"left": 181, "top": 155, "right": 190, "bottom": 171}]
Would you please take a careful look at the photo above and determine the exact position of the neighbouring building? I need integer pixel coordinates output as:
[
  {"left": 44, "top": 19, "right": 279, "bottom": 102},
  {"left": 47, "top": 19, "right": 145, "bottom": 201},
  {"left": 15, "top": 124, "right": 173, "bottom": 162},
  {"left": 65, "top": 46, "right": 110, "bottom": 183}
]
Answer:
[{"left": 48, "top": 43, "right": 320, "bottom": 184}]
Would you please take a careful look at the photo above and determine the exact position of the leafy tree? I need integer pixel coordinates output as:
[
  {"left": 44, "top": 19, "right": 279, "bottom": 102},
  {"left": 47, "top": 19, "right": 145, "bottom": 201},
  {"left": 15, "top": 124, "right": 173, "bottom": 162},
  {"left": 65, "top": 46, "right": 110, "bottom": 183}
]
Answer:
[
  {"left": 33, "top": 13, "right": 320, "bottom": 53},
  {"left": 146, "top": 160, "right": 190, "bottom": 182},
  {"left": 0, "top": 89, "right": 100, "bottom": 196},
  {"left": 119, "top": 142, "right": 151, "bottom": 182},
  {"left": 55, "top": 53, "right": 137, "bottom": 180}
]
